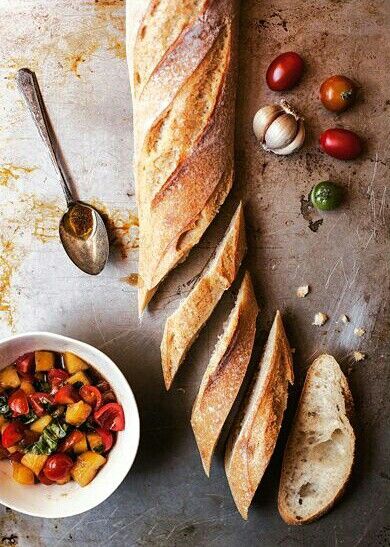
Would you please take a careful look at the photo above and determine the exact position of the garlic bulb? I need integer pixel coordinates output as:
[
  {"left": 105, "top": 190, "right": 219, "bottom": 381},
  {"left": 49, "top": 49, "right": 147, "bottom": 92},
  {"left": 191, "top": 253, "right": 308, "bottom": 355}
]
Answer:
[{"left": 253, "top": 100, "right": 305, "bottom": 155}]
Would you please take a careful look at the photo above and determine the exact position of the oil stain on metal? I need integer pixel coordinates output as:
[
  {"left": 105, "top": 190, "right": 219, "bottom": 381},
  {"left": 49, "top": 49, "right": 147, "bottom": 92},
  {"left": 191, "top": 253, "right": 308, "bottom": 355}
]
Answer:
[
  {"left": 90, "top": 199, "right": 139, "bottom": 259},
  {"left": 300, "top": 194, "right": 324, "bottom": 232},
  {"left": 0, "top": 196, "right": 62, "bottom": 328},
  {"left": 0, "top": 165, "right": 36, "bottom": 187}
]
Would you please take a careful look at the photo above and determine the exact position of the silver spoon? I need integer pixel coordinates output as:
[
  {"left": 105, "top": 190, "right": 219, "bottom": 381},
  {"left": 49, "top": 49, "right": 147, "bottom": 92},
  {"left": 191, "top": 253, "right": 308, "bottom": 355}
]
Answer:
[{"left": 16, "top": 68, "right": 109, "bottom": 275}]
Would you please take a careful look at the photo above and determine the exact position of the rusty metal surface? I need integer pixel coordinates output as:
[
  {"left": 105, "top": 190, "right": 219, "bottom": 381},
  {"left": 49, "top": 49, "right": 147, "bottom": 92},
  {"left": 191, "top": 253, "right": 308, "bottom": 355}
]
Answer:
[{"left": 0, "top": 0, "right": 389, "bottom": 545}]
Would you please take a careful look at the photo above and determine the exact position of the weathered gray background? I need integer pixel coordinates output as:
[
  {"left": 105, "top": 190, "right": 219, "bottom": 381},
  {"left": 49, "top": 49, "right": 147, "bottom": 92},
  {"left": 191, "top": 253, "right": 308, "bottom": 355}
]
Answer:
[{"left": 0, "top": 0, "right": 389, "bottom": 545}]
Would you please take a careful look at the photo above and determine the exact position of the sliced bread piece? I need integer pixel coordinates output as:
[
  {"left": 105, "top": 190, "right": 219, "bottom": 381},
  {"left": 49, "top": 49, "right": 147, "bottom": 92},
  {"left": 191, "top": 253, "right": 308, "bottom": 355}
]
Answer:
[
  {"left": 191, "top": 271, "right": 258, "bottom": 476},
  {"left": 278, "top": 354, "right": 355, "bottom": 525},
  {"left": 224, "top": 311, "right": 294, "bottom": 519},
  {"left": 161, "top": 202, "right": 246, "bottom": 390}
]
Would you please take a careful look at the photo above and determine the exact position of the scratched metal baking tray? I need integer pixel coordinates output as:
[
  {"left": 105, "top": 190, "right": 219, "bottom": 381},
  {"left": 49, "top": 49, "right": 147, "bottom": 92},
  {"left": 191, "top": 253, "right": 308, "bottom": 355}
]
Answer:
[{"left": 0, "top": 1, "right": 389, "bottom": 545}]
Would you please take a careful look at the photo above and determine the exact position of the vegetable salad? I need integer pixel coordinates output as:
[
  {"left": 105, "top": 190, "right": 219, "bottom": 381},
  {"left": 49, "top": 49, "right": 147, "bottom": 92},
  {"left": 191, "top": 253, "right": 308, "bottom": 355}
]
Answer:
[{"left": 0, "top": 351, "right": 125, "bottom": 487}]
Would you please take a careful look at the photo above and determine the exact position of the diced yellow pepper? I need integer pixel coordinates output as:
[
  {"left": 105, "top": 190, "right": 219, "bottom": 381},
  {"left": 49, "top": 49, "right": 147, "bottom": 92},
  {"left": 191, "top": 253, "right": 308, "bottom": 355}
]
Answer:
[
  {"left": 30, "top": 415, "right": 52, "bottom": 434},
  {"left": 71, "top": 451, "right": 106, "bottom": 487},
  {"left": 63, "top": 353, "right": 88, "bottom": 374},
  {"left": 35, "top": 351, "right": 55, "bottom": 371},
  {"left": 65, "top": 401, "right": 92, "bottom": 426},
  {"left": 21, "top": 453, "right": 48, "bottom": 476},
  {"left": 7, "top": 445, "right": 19, "bottom": 454},
  {"left": 13, "top": 462, "right": 35, "bottom": 485},
  {"left": 73, "top": 433, "right": 88, "bottom": 454},
  {"left": 20, "top": 380, "right": 35, "bottom": 395},
  {"left": 67, "top": 371, "right": 90, "bottom": 386},
  {"left": 0, "top": 366, "right": 20, "bottom": 389},
  {"left": 87, "top": 432, "right": 103, "bottom": 453}
]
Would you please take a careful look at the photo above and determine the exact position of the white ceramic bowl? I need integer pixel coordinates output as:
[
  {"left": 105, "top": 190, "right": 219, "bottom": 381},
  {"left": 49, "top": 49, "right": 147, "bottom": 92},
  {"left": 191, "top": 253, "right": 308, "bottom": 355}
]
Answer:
[{"left": 0, "top": 332, "right": 140, "bottom": 518}]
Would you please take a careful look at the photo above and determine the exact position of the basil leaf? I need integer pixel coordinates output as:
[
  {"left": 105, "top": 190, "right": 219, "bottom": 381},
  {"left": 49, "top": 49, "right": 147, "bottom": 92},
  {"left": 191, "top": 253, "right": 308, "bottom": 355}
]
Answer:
[
  {"left": 92, "top": 444, "right": 104, "bottom": 454},
  {"left": 19, "top": 410, "right": 38, "bottom": 425},
  {"left": 79, "top": 419, "right": 95, "bottom": 432},
  {"left": 33, "top": 379, "right": 51, "bottom": 393},
  {"left": 26, "top": 420, "right": 69, "bottom": 455},
  {"left": 0, "top": 396, "right": 11, "bottom": 418}
]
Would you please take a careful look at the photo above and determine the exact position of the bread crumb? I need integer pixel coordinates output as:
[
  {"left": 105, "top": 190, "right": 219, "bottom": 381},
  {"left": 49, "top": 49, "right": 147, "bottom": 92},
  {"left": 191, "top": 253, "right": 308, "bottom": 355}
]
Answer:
[
  {"left": 340, "top": 314, "right": 349, "bottom": 324},
  {"left": 296, "top": 285, "right": 310, "bottom": 298},
  {"left": 312, "top": 312, "right": 328, "bottom": 326},
  {"left": 354, "top": 327, "right": 366, "bottom": 337},
  {"left": 353, "top": 351, "right": 366, "bottom": 362}
]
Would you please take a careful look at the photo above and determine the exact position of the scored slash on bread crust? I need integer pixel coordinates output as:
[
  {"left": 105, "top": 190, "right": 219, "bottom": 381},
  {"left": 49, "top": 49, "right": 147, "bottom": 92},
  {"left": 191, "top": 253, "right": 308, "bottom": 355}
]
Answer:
[
  {"left": 126, "top": 0, "right": 239, "bottom": 313},
  {"left": 278, "top": 354, "right": 355, "bottom": 525},
  {"left": 224, "top": 311, "right": 294, "bottom": 519},
  {"left": 191, "top": 271, "right": 259, "bottom": 477},
  {"left": 161, "top": 202, "right": 246, "bottom": 390}
]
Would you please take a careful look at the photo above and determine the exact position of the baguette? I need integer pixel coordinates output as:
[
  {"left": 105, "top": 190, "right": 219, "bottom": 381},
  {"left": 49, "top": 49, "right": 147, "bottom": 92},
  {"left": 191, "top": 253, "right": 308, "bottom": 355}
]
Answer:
[
  {"left": 191, "top": 271, "right": 258, "bottom": 477},
  {"left": 278, "top": 354, "right": 355, "bottom": 525},
  {"left": 225, "top": 311, "right": 294, "bottom": 520},
  {"left": 161, "top": 202, "right": 246, "bottom": 389},
  {"left": 126, "top": 0, "right": 239, "bottom": 313}
]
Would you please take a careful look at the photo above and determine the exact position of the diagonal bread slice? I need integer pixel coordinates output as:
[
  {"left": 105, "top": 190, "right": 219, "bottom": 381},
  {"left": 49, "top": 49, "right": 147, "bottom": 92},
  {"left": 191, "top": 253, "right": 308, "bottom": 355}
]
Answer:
[
  {"left": 161, "top": 202, "right": 246, "bottom": 390},
  {"left": 224, "top": 311, "right": 294, "bottom": 519},
  {"left": 191, "top": 271, "right": 258, "bottom": 477},
  {"left": 278, "top": 354, "right": 355, "bottom": 525}
]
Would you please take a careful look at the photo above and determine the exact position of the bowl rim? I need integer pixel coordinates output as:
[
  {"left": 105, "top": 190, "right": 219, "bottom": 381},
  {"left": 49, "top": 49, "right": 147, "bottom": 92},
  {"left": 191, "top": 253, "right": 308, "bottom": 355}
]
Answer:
[{"left": 0, "top": 331, "right": 140, "bottom": 519}]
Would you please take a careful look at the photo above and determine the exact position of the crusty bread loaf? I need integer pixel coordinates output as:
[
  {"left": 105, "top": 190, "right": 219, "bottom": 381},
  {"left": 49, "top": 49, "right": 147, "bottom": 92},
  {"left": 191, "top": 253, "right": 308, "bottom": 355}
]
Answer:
[
  {"left": 161, "top": 202, "right": 246, "bottom": 390},
  {"left": 225, "top": 311, "right": 294, "bottom": 519},
  {"left": 278, "top": 354, "right": 355, "bottom": 525},
  {"left": 126, "top": 0, "right": 239, "bottom": 313},
  {"left": 191, "top": 271, "right": 258, "bottom": 477}
]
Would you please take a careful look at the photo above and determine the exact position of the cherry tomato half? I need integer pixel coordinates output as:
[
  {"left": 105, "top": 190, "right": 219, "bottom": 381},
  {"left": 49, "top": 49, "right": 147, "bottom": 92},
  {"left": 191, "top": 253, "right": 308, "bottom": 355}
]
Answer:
[
  {"left": 28, "top": 392, "right": 54, "bottom": 416},
  {"left": 43, "top": 453, "right": 74, "bottom": 482},
  {"left": 38, "top": 470, "right": 55, "bottom": 485},
  {"left": 8, "top": 389, "right": 29, "bottom": 416},
  {"left": 320, "top": 75, "right": 356, "bottom": 113},
  {"left": 14, "top": 352, "right": 35, "bottom": 375},
  {"left": 320, "top": 128, "right": 362, "bottom": 160},
  {"left": 59, "top": 430, "right": 85, "bottom": 453},
  {"left": 48, "top": 369, "right": 69, "bottom": 393},
  {"left": 94, "top": 403, "right": 125, "bottom": 431},
  {"left": 80, "top": 386, "right": 102, "bottom": 409},
  {"left": 95, "top": 428, "right": 113, "bottom": 452},
  {"left": 54, "top": 384, "right": 80, "bottom": 405},
  {"left": 266, "top": 52, "right": 304, "bottom": 91},
  {"left": 1, "top": 422, "right": 24, "bottom": 448}
]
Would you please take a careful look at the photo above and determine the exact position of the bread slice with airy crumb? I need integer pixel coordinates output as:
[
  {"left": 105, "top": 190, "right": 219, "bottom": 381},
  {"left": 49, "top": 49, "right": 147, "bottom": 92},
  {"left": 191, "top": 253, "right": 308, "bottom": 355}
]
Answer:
[
  {"left": 191, "top": 271, "right": 258, "bottom": 477},
  {"left": 224, "top": 311, "right": 294, "bottom": 519},
  {"left": 278, "top": 354, "right": 355, "bottom": 525},
  {"left": 161, "top": 202, "right": 246, "bottom": 390}
]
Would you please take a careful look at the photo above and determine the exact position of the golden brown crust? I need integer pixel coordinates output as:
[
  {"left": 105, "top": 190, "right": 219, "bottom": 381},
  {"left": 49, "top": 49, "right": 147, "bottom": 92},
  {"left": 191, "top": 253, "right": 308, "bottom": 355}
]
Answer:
[
  {"left": 224, "top": 311, "right": 294, "bottom": 519},
  {"left": 161, "top": 202, "right": 246, "bottom": 389},
  {"left": 191, "top": 272, "right": 259, "bottom": 477},
  {"left": 127, "top": 0, "right": 239, "bottom": 312}
]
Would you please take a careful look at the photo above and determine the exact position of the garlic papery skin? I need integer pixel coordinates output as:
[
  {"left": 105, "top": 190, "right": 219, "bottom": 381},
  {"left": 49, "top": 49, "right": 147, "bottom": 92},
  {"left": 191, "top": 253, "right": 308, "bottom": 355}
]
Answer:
[
  {"left": 264, "top": 113, "right": 298, "bottom": 150},
  {"left": 273, "top": 119, "right": 305, "bottom": 155},
  {"left": 253, "top": 100, "right": 305, "bottom": 155},
  {"left": 253, "top": 104, "right": 283, "bottom": 141}
]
